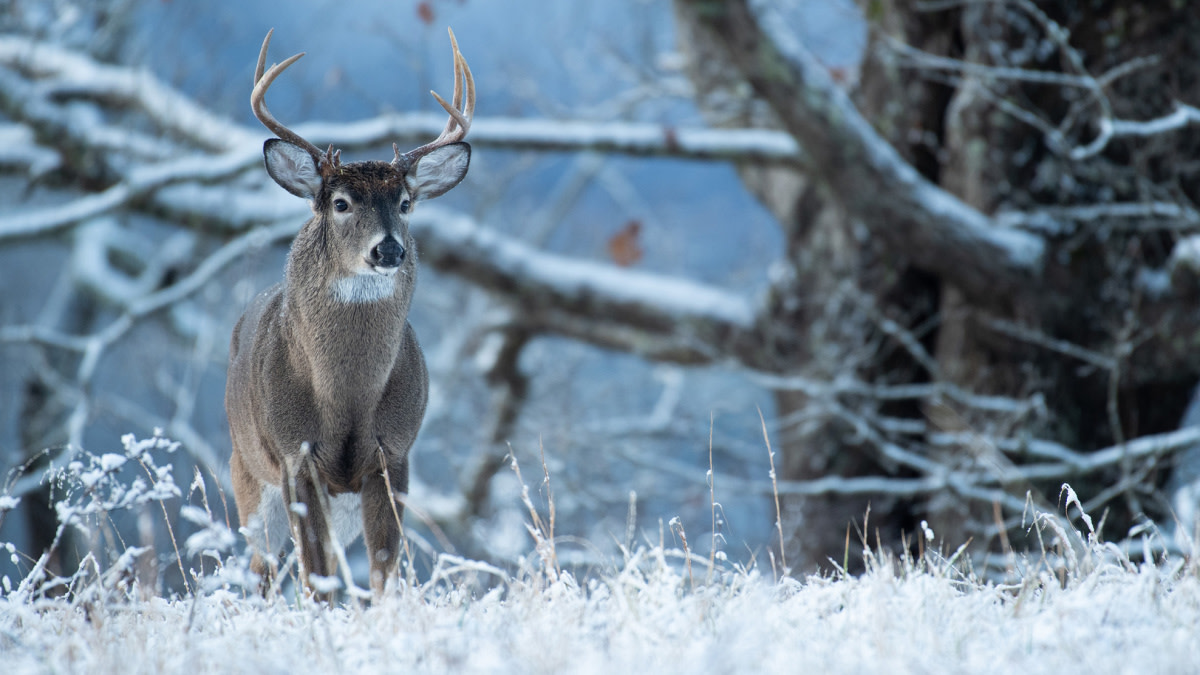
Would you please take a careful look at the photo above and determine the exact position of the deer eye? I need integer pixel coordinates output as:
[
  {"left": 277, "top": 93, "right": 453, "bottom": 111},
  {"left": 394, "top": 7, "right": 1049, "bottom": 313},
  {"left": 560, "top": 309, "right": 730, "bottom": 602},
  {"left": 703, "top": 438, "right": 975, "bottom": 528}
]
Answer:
[
  {"left": 333, "top": 198, "right": 350, "bottom": 212},
  {"left": 399, "top": 199, "right": 410, "bottom": 214}
]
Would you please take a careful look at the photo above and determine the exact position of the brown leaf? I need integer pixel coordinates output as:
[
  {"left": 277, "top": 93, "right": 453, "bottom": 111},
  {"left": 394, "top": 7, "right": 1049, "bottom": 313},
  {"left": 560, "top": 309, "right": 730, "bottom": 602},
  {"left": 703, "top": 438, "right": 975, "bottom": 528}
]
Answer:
[
  {"left": 607, "top": 220, "right": 643, "bottom": 267},
  {"left": 417, "top": 2, "right": 436, "bottom": 25},
  {"left": 662, "top": 126, "right": 679, "bottom": 153}
]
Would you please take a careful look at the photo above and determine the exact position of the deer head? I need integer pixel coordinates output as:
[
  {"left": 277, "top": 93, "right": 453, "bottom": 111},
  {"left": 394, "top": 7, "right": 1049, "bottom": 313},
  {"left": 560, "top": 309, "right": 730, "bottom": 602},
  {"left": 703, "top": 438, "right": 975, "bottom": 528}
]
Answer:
[
  {"left": 226, "top": 28, "right": 474, "bottom": 598},
  {"left": 251, "top": 28, "right": 474, "bottom": 303}
]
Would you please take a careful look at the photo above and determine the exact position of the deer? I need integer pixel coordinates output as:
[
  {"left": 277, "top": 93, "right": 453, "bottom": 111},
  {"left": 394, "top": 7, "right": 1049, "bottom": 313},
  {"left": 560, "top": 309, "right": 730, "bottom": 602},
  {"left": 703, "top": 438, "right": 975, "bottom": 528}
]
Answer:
[{"left": 225, "top": 28, "right": 473, "bottom": 596}]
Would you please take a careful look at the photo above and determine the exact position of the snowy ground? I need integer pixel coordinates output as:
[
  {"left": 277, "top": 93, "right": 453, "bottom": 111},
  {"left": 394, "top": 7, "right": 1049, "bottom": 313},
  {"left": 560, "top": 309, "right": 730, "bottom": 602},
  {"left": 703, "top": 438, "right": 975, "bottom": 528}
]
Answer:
[
  {"left": 3, "top": 541, "right": 1199, "bottom": 673},
  {"left": 2, "top": 437, "right": 1197, "bottom": 673}
]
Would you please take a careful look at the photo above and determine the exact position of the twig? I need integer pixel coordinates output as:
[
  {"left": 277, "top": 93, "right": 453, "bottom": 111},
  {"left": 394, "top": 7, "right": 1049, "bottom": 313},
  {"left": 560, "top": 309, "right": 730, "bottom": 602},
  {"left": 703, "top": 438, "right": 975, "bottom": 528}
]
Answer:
[
  {"left": 758, "top": 407, "right": 787, "bottom": 575},
  {"left": 377, "top": 444, "right": 414, "bottom": 591},
  {"left": 707, "top": 412, "right": 718, "bottom": 582},
  {"left": 885, "top": 34, "right": 1102, "bottom": 89},
  {"left": 1071, "top": 104, "right": 1200, "bottom": 160},
  {"left": 981, "top": 317, "right": 1116, "bottom": 371},
  {"left": 998, "top": 202, "right": 1200, "bottom": 234}
]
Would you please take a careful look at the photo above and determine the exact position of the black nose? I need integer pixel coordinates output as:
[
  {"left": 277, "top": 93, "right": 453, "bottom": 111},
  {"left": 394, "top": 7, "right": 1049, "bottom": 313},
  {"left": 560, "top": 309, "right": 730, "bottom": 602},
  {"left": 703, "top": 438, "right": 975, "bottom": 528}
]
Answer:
[{"left": 371, "top": 237, "right": 405, "bottom": 268}]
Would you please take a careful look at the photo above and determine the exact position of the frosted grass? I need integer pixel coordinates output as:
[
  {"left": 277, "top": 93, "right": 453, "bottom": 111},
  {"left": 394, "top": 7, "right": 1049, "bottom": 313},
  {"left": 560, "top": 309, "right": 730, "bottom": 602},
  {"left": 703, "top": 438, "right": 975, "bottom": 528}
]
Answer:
[
  {"left": 3, "top": 549, "right": 1199, "bottom": 674},
  {"left": 2, "top": 435, "right": 1198, "bottom": 674}
]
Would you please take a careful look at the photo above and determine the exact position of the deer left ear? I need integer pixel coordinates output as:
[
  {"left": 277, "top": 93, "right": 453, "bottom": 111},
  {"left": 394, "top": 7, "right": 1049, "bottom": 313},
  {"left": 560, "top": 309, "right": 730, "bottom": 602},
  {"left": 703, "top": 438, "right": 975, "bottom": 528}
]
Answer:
[
  {"left": 264, "top": 138, "right": 323, "bottom": 199},
  {"left": 406, "top": 142, "right": 470, "bottom": 200}
]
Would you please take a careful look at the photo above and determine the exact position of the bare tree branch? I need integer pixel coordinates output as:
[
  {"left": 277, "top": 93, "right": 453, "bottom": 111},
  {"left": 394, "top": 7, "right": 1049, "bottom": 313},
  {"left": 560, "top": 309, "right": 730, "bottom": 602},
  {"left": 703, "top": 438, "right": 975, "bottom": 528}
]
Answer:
[{"left": 885, "top": 35, "right": 1104, "bottom": 89}]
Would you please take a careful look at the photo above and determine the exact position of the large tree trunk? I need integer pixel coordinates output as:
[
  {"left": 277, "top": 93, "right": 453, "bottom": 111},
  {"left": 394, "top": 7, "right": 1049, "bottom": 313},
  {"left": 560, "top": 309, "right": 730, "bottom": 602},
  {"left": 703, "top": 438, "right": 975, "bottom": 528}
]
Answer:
[
  {"left": 928, "top": 2, "right": 1200, "bottom": 545},
  {"left": 675, "top": 1, "right": 952, "bottom": 572},
  {"left": 675, "top": 0, "right": 1200, "bottom": 572}
]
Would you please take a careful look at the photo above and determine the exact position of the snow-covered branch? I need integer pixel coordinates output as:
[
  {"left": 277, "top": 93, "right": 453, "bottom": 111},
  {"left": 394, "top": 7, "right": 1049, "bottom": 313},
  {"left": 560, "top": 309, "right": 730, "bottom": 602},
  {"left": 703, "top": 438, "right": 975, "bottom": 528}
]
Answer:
[
  {"left": 0, "top": 35, "right": 256, "bottom": 151},
  {"left": 1002, "top": 426, "right": 1200, "bottom": 480},
  {"left": 0, "top": 148, "right": 265, "bottom": 241},
  {"left": 998, "top": 201, "right": 1200, "bottom": 235},
  {"left": 1071, "top": 103, "right": 1200, "bottom": 160},
  {"left": 302, "top": 114, "right": 803, "bottom": 165},
  {"left": 905, "top": 2, "right": 1189, "bottom": 164},
  {"left": 676, "top": 0, "right": 1047, "bottom": 301},
  {"left": 625, "top": 422, "right": 1200, "bottom": 501},
  {"left": 412, "top": 206, "right": 759, "bottom": 365},
  {"left": 0, "top": 34, "right": 802, "bottom": 176},
  {"left": 1, "top": 216, "right": 296, "bottom": 454},
  {"left": 118, "top": 174, "right": 765, "bottom": 367},
  {"left": 0, "top": 35, "right": 804, "bottom": 247},
  {"left": 0, "top": 123, "right": 59, "bottom": 174}
]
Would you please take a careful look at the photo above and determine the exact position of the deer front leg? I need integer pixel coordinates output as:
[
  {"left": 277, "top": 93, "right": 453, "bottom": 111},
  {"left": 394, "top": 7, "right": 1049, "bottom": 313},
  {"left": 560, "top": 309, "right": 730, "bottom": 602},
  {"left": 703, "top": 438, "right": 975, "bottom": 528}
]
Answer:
[
  {"left": 362, "top": 448, "right": 408, "bottom": 594},
  {"left": 283, "top": 452, "right": 335, "bottom": 597},
  {"left": 231, "top": 449, "right": 284, "bottom": 595}
]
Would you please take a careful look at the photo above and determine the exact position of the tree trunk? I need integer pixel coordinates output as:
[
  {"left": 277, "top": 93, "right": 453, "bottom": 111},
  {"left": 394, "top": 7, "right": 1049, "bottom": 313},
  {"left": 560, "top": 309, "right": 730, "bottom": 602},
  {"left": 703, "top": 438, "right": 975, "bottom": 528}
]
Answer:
[
  {"left": 675, "top": 0, "right": 1200, "bottom": 571},
  {"left": 927, "top": 1, "right": 1200, "bottom": 545},
  {"left": 675, "top": 0, "right": 950, "bottom": 572}
]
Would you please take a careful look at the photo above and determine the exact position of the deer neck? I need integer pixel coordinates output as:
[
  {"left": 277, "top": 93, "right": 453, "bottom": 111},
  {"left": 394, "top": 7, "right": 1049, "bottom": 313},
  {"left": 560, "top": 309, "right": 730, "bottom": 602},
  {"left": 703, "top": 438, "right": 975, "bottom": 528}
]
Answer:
[{"left": 281, "top": 249, "right": 414, "bottom": 409}]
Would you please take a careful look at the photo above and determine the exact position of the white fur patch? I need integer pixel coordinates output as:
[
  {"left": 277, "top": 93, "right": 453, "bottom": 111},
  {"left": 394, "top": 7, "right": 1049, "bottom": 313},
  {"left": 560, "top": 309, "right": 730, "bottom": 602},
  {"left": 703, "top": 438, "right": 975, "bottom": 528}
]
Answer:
[
  {"left": 245, "top": 483, "right": 291, "bottom": 557},
  {"left": 328, "top": 492, "right": 364, "bottom": 545},
  {"left": 245, "top": 484, "right": 364, "bottom": 556},
  {"left": 331, "top": 273, "right": 396, "bottom": 304}
]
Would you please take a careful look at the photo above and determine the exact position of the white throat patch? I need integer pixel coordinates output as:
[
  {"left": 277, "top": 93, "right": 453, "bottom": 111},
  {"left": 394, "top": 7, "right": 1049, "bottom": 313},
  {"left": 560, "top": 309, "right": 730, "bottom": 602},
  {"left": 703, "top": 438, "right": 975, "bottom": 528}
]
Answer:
[{"left": 332, "top": 273, "right": 396, "bottom": 304}]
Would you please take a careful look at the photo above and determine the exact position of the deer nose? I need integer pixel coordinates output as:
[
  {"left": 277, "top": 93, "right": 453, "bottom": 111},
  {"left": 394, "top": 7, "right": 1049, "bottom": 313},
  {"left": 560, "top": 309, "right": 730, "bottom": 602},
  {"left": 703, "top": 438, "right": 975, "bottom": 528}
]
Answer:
[{"left": 370, "top": 237, "right": 405, "bottom": 268}]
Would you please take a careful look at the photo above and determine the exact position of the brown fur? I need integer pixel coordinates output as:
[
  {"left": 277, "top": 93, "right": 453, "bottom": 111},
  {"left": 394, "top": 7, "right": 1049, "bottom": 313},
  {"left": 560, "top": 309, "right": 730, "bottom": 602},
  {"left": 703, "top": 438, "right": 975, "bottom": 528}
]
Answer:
[
  {"left": 232, "top": 28, "right": 471, "bottom": 597},
  {"left": 227, "top": 158, "right": 446, "bottom": 595}
]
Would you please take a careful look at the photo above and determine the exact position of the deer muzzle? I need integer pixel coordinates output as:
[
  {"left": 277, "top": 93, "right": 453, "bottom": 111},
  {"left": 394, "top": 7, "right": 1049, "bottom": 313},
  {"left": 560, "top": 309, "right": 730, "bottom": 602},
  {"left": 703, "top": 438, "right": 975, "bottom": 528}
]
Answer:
[{"left": 370, "top": 237, "right": 406, "bottom": 270}]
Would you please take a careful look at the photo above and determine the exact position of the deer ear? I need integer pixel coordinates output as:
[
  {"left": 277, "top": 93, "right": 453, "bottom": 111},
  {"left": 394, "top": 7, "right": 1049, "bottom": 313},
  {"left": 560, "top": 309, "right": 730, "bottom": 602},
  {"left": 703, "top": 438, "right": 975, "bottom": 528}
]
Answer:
[
  {"left": 406, "top": 143, "right": 470, "bottom": 200},
  {"left": 264, "top": 139, "right": 323, "bottom": 199}
]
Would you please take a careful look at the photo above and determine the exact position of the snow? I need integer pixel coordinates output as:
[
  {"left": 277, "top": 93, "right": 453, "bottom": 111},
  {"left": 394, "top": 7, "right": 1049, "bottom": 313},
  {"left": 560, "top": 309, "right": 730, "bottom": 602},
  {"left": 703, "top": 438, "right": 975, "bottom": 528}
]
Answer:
[
  {"left": 0, "top": 124, "right": 59, "bottom": 175},
  {"left": 1, "top": 548, "right": 1198, "bottom": 674},
  {"left": 3, "top": 434, "right": 1198, "bottom": 673},
  {"left": 1169, "top": 235, "right": 1200, "bottom": 278},
  {"left": 181, "top": 506, "right": 238, "bottom": 558}
]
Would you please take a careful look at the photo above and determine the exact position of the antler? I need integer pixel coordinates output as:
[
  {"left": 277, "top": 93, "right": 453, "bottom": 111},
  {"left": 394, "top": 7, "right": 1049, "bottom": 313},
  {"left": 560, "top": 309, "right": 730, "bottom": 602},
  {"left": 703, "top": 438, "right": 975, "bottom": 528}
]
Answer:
[
  {"left": 252, "top": 30, "right": 340, "bottom": 169},
  {"left": 393, "top": 28, "right": 475, "bottom": 171}
]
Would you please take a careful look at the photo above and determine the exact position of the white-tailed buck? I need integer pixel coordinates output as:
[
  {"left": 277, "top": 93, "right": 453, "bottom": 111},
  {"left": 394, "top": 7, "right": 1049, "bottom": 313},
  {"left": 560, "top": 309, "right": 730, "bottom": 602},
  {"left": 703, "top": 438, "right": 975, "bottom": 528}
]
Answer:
[{"left": 226, "top": 28, "right": 473, "bottom": 595}]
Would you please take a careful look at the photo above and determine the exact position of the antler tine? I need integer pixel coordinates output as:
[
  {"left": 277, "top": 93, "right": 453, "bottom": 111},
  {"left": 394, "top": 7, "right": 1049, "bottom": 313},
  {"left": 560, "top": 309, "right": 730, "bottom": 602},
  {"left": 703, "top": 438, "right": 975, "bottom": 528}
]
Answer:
[
  {"left": 396, "top": 27, "right": 475, "bottom": 168},
  {"left": 251, "top": 30, "right": 324, "bottom": 162},
  {"left": 461, "top": 47, "right": 476, "bottom": 130},
  {"left": 433, "top": 32, "right": 461, "bottom": 138},
  {"left": 436, "top": 29, "right": 474, "bottom": 138},
  {"left": 437, "top": 42, "right": 475, "bottom": 138},
  {"left": 254, "top": 28, "right": 273, "bottom": 87}
]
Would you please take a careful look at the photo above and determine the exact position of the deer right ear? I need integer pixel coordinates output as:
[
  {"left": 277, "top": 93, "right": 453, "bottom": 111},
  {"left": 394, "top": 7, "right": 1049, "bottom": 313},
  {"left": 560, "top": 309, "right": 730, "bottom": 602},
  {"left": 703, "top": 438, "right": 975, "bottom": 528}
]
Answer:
[
  {"left": 406, "top": 143, "right": 471, "bottom": 201},
  {"left": 264, "top": 139, "right": 323, "bottom": 199}
]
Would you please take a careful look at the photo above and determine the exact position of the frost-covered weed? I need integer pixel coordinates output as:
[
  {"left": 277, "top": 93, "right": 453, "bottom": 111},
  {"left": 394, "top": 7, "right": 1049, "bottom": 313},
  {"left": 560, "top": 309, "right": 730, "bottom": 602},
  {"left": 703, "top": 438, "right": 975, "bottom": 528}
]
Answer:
[{"left": 1, "top": 432, "right": 188, "bottom": 599}]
